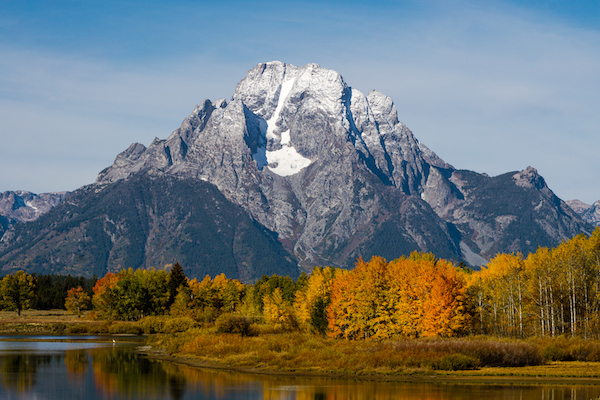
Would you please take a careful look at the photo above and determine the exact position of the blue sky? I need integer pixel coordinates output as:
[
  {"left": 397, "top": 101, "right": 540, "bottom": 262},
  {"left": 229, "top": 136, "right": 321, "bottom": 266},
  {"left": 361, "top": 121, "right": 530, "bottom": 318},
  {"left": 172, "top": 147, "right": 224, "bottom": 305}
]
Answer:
[{"left": 1, "top": 0, "right": 599, "bottom": 203}]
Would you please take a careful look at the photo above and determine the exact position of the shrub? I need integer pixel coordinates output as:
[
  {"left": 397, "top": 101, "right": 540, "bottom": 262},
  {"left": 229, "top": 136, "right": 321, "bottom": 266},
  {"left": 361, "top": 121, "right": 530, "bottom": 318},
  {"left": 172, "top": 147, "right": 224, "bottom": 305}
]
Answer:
[
  {"left": 51, "top": 323, "right": 67, "bottom": 334},
  {"left": 108, "top": 322, "right": 143, "bottom": 335},
  {"left": 87, "top": 322, "right": 110, "bottom": 334},
  {"left": 215, "top": 315, "right": 255, "bottom": 337},
  {"left": 67, "top": 324, "right": 90, "bottom": 334},
  {"left": 163, "top": 317, "right": 197, "bottom": 333},
  {"left": 432, "top": 353, "right": 479, "bottom": 370},
  {"left": 139, "top": 316, "right": 166, "bottom": 334}
]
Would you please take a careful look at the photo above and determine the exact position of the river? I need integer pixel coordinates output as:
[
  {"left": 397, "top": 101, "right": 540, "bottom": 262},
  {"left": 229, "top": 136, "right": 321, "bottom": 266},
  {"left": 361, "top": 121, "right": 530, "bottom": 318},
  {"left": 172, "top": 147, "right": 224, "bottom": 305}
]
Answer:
[{"left": 1, "top": 336, "right": 599, "bottom": 399}]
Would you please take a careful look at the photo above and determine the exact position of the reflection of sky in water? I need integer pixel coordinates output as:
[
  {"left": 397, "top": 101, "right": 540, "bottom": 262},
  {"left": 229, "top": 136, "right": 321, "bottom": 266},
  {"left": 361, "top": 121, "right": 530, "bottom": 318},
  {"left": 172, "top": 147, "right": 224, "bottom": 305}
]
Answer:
[{"left": 0, "top": 336, "right": 136, "bottom": 354}]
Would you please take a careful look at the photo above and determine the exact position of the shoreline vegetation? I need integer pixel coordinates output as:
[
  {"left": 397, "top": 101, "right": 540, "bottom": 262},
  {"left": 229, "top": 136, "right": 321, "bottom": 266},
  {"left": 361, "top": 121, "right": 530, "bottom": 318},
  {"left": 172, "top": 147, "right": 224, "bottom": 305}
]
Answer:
[
  {"left": 1, "top": 228, "right": 600, "bottom": 383},
  {"left": 3, "top": 311, "right": 600, "bottom": 383}
]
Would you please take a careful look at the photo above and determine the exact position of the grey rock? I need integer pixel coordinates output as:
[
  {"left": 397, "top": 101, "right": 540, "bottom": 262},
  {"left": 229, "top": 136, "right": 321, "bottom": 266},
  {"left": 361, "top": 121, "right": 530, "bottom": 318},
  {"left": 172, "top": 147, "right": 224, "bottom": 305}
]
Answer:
[
  {"left": 87, "top": 61, "right": 594, "bottom": 269},
  {"left": 567, "top": 199, "right": 600, "bottom": 226},
  {"left": 0, "top": 190, "right": 66, "bottom": 224},
  {"left": 0, "top": 190, "right": 67, "bottom": 246}
]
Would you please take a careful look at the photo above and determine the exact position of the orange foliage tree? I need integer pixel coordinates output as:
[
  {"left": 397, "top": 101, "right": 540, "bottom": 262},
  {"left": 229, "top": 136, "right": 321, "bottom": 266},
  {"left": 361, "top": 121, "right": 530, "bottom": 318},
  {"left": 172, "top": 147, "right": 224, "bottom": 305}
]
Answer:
[
  {"left": 92, "top": 273, "right": 120, "bottom": 320},
  {"left": 65, "top": 286, "right": 91, "bottom": 317},
  {"left": 327, "top": 253, "right": 469, "bottom": 339},
  {"left": 294, "top": 266, "right": 337, "bottom": 334}
]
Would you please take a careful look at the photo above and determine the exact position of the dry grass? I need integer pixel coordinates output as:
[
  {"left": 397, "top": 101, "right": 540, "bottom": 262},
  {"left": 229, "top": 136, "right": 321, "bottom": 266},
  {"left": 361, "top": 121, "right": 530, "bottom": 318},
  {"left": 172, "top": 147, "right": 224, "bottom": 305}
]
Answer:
[
  {"left": 149, "top": 330, "right": 545, "bottom": 376},
  {"left": 0, "top": 309, "right": 102, "bottom": 334},
  {"left": 445, "top": 361, "right": 600, "bottom": 378},
  {"left": 0, "top": 309, "right": 79, "bottom": 323}
]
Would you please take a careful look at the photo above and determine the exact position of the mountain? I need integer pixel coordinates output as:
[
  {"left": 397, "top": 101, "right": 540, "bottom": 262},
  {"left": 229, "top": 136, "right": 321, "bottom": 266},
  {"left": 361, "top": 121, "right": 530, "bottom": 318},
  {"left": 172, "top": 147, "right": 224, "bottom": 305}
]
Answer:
[
  {"left": 0, "top": 191, "right": 66, "bottom": 239},
  {"left": 0, "top": 61, "right": 593, "bottom": 279},
  {"left": 0, "top": 175, "right": 297, "bottom": 280},
  {"left": 566, "top": 199, "right": 600, "bottom": 226}
]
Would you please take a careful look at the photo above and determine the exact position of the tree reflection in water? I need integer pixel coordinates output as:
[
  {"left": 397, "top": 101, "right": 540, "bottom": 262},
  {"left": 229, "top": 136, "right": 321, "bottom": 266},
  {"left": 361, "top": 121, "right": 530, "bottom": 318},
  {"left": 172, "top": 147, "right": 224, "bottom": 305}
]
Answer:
[
  {"left": 3, "top": 342, "right": 600, "bottom": 399},
  {"left": 0, "top": 353, "right": 40, "bottom": 392},
  {"left": 65, "top": 349, "right": 89, "bottom": 378}
]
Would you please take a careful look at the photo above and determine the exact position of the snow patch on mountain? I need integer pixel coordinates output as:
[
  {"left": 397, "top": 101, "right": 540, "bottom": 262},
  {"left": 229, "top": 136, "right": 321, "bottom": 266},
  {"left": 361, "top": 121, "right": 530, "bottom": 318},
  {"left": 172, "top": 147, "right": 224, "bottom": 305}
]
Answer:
[
  {"left": 265, "top": 77, "right": 295, "bottom": 142},
  {"left": 25, "top": 201, "right": 38, "bottom": 212},
  {"left": 260, "top": 75, "right": 312, "bottom": 176},
  {"left": 266, "top": 146, "right": 313, "bottom": 176}
]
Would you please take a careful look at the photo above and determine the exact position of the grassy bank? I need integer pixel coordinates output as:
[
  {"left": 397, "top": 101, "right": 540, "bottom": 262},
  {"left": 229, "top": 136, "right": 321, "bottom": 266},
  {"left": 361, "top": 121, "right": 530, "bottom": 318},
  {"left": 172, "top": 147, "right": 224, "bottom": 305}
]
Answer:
[
  {"left": 0, "top": 310, "right": 104, "bottom": 335},
  {"left": 148, "top": 330, "right": 541, "bottom": 375},
  {"left": 4, "top": 311, "right": 600, "bottom": 381},
  {"left": 146, "top": 328, "right": 600, "bottom": 380}
]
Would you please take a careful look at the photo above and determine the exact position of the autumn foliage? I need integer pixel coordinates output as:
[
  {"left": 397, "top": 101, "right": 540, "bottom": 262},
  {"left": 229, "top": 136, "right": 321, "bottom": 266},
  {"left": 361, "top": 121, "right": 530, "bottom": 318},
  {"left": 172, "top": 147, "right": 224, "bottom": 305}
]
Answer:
[
  {"left": 4, "top": 226, "right": 600, "bottom": 342},
  {"left": 468, "top": 227, "right": 600, "bottom": 338},
  {"left": 328, "top": 254, "right": 469, "bottom": 339},
  {"left": 65, "top": 286, "right": 91, "bottom": 317}
]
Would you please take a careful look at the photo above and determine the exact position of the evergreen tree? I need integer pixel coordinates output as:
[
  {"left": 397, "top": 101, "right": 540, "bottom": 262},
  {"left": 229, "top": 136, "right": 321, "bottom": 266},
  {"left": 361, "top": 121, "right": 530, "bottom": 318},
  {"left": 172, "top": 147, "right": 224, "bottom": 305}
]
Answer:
[{"left": 167, "top": 262, "right": 188, "bottom": 307}]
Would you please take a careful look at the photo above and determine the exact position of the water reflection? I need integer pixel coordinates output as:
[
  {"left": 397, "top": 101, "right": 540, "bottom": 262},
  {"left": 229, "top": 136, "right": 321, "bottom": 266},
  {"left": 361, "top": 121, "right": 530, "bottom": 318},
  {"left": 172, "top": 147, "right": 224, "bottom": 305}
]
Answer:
[{"left": 1, "top": 337, "right": 600, "bottom": 399}]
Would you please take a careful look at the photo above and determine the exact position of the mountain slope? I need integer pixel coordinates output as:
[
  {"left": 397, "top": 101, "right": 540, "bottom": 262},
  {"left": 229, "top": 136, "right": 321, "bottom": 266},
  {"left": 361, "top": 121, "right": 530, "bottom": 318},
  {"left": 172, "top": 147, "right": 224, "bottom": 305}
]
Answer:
[
  {"left": 0, "top": 174, "right": 297, "bottom": 280},
  {"left": 0, "top": 61, "right": 593, "bottom": 277},
  {"left": 567, "top": 199, "right": 600, "bottom": 226},
  {"left": 0, "top": 190, "right": 66, "bottom": 224}
]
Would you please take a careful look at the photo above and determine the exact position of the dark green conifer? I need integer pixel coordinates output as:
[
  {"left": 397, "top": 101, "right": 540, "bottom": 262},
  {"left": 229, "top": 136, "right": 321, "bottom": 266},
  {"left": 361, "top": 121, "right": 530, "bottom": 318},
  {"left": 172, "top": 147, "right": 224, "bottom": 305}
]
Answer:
[{"left": 167, "top": 262, "right": 187, "bottom": 307}]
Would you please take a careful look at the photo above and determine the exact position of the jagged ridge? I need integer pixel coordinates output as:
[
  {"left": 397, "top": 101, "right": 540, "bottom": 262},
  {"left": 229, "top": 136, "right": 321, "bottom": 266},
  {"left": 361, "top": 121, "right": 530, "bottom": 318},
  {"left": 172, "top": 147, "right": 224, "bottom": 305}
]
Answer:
[{"left": 0, "top": 62, "right": 593, "bottom": 277}]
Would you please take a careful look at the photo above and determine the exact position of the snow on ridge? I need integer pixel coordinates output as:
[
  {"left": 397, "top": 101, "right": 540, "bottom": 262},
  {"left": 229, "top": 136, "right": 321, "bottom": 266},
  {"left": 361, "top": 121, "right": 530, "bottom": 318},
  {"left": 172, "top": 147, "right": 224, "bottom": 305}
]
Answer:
[
  {"left": 265, "top": 78, "right": 295, "bottom": 141},
  {"left": 25, "top": 201, "right": 39, "bottom": 212},
  {"left": 260, "top": 75, "right": 312, "bottom": 177}
]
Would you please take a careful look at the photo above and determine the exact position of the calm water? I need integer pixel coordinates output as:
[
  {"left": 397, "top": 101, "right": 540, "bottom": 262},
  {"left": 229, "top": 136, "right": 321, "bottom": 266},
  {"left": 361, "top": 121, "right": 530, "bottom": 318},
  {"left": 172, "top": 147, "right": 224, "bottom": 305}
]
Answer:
[{"left": 1, "top": 336, "right": 600, "bottom": 400}]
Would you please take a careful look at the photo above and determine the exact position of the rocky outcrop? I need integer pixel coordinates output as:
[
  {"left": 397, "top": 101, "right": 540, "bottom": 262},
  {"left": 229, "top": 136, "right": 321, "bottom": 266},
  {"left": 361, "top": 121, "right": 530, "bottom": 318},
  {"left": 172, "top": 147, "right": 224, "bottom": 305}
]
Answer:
[
  {"left": 92, "top": 61, "right": 592, "bottom": 269},
  {"left": 0, "top": 62, "right": 592, "bottom": 276},
  {"left": 0, "top": 190, "right": 67, "bottom": 246},
  {"left": 95, "top": 61, "right": 454, "bottom": 270},
  {"left": 567, "top": 199, "right": 600, "bottom": 226},
  {"left": 0, "top": 191, "right": 66, "bottom": 224},
  {"left": 421, "top": 166, "right": 591, "bottom": 260}
]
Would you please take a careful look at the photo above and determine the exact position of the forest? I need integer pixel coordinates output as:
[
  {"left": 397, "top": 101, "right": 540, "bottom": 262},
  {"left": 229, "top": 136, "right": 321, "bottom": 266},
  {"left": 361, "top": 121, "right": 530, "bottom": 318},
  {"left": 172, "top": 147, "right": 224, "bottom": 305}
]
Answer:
[{"left": 2, "top": 227, "right": 600, "bottom": 340}]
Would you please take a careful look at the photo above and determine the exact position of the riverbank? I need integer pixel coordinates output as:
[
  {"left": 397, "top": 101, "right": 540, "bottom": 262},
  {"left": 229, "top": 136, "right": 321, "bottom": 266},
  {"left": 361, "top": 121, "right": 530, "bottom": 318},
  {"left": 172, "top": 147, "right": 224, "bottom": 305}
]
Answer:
[
  {"left": 144, "top": 330, "right": 600, "bottom": 384},
  {"left": 141, "top": 348, "right": 600, "bottom": 385},
  {"left": 0, "top": 310, "right": 105, "bottom": 334},
  {"left": 4, "top": 312, "right": 600, "bottom": 384}
]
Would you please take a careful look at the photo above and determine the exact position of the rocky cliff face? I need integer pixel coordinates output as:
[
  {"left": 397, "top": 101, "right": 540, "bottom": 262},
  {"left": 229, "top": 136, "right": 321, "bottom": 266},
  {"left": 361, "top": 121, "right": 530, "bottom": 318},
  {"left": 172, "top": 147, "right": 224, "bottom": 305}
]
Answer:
[
  {"left": 92, "top": 61, "right": 591, "bottom": 269},
  {"left": 0, "top": 62, "right": 593, "bottom": 277},
  {"left": 0, "top": 175, "right": 297, "bottom": 280},
  {"left": 421, "top": 166, "right": 591, "bottom": 263},
  {"left": 0, "top": 191, "right": 67, "bottom": 241},
  {"left": 0, "top": 191, "right": 66, "bottom": 223},
  {"left": 567, "top": 199, "right": 600, "bottom": 226},
  {"left": 95, "top": 61, "right": 464, "bottom": 269}
]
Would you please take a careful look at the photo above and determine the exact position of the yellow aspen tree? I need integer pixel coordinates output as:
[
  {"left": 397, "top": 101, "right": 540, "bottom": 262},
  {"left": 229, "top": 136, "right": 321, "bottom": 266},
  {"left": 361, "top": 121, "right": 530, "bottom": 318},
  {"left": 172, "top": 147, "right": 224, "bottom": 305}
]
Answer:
[
  {"left": 65, "top": 286, "right": 91, "bottom": 317},
  {"left": 524, "top": 247, "right": 558, "bottom": 337},
  {"left": 0, "top": 271, "right": 36, "bottom": 316},
  {"left": 263, "top": 287, "right": 297, "bottom": 331},
  {"left": 585, "top": 228, "right": 600, "bottom": 336},
  {"left": 294, "top": 266, "right": 336, "bottom": 333},
  {"left": 553, "top": 235, "right": 588, "bottom": 336}
]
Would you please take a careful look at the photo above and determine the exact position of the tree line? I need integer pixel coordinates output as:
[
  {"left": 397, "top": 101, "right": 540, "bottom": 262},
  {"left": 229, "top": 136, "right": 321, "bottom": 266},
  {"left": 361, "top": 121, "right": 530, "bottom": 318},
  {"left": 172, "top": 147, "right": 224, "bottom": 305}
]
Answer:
[
  {"left": 2, "top": 227, "right": 600, "bottom": 339},
  {"left": 0, "top": 272, "right": 96, "bottom": 316}
]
